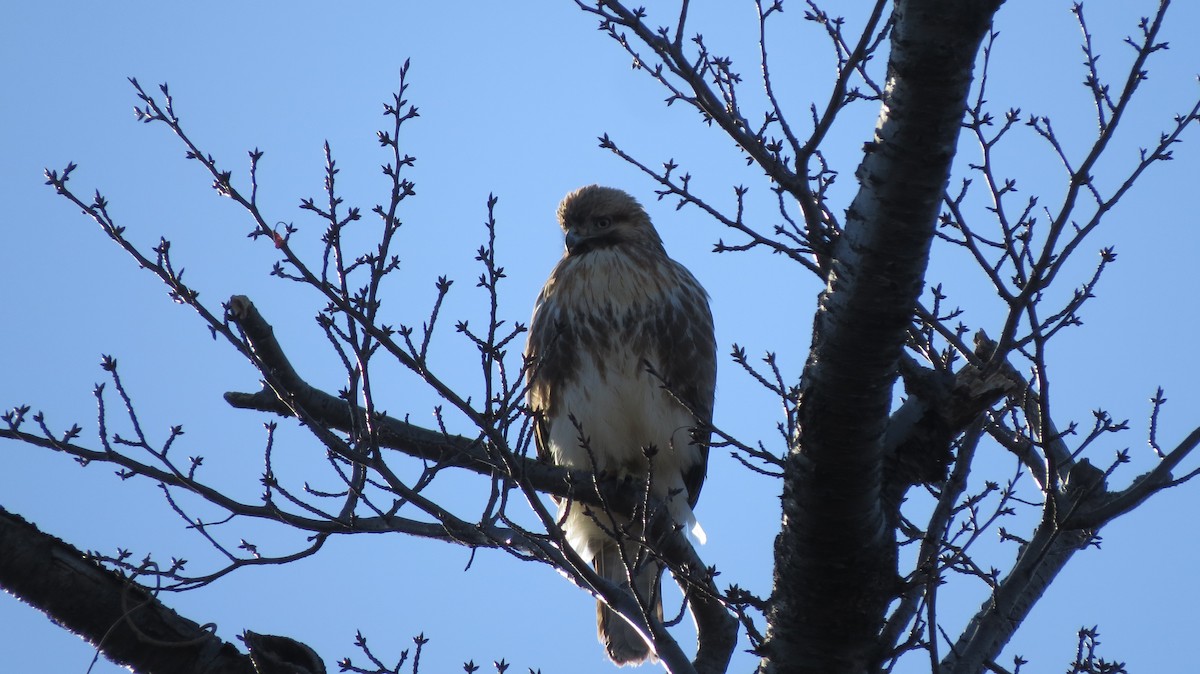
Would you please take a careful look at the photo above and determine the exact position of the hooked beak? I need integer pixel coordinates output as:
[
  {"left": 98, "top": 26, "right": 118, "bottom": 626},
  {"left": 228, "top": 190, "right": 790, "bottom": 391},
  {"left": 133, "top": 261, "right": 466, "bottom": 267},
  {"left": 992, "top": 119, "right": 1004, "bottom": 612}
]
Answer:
[{"left": 564, "top": 230, "right": 582, "bottom": 254}]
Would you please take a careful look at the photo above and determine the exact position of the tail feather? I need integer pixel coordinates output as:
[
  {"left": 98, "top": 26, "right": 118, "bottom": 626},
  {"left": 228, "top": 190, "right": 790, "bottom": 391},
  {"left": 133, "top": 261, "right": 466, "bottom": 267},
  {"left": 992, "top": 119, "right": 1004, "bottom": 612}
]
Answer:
[{"left": 594, "top": 543, "right": 662, "bottom": 666}]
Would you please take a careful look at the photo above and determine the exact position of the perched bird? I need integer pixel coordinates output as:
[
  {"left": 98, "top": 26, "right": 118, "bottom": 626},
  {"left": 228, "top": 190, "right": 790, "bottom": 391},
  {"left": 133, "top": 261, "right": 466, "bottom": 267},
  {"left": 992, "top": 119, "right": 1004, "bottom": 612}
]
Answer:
[{"left": 526, "top": 185, "right": 716, "bottom": 665}]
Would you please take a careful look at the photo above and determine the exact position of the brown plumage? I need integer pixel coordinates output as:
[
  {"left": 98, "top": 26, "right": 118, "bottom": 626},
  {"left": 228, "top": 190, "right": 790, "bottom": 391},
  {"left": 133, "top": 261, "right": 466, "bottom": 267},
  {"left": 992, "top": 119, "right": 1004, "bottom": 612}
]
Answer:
[{"left": 526, "top": 185, "right": 716, "bottom": 665}]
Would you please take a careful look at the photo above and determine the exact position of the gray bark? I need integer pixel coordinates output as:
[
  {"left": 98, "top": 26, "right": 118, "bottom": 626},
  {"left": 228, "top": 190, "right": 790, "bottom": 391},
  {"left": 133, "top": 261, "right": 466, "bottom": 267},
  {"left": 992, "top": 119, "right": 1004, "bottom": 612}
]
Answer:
[
  {"left": 0, "top": 506, "right": 257, "bottom": 674},
  {"left": 759, "top": 2, "right": 1003, "bottom": 672}
]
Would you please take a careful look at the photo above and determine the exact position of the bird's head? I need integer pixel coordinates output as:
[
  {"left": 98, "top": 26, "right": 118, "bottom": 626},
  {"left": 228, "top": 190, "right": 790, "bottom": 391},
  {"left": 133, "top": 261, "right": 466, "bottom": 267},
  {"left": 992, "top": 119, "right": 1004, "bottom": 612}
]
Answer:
[{"left": 556, "top": 185, "right": 665, "bottom": 256}]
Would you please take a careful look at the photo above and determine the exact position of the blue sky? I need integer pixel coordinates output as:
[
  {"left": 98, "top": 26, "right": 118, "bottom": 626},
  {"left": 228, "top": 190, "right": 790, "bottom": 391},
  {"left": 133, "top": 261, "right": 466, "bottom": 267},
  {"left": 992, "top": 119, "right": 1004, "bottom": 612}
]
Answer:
[{"left": 3, "top": 2, "right": 1199, "bottom": 673}]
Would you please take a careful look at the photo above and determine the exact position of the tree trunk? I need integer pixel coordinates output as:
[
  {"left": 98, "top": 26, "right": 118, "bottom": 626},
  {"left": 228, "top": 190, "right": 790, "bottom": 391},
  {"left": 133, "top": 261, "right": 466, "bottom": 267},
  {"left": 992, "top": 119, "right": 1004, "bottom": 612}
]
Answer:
[{"left": 760, "top": 2, "right": 1003, "bottom": 672}]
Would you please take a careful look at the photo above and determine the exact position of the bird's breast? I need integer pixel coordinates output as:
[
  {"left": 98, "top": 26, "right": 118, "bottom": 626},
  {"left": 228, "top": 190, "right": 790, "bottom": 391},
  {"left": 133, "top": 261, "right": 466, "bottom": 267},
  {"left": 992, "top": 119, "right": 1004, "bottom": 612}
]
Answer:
[{"left": 556, "top": 247, "right": 672, "bottom": 311}]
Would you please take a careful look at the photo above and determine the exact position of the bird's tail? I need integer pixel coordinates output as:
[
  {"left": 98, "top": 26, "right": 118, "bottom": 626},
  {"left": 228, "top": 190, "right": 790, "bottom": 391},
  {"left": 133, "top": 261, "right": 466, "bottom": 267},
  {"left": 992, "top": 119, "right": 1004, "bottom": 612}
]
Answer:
[{"left": 594, "top": 542, "right": 662, "bottom": 666}]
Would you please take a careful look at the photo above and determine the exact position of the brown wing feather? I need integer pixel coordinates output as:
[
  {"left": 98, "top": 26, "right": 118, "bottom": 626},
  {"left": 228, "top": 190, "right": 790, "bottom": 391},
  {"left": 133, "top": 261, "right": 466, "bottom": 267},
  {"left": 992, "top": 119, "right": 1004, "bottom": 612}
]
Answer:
[
  {"left": 650, "top": 261, "right": 717, "bottom": 507},
  {"left": 525, "top": 264, "right": 573, "bottom": 467}
]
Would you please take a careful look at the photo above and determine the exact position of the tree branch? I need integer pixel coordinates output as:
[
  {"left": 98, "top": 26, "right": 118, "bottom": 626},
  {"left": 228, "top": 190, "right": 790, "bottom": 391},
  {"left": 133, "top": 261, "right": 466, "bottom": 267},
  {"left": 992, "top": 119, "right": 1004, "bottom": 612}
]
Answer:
[
  {"left": 941, "top": 508, "right": 1093, "bottom": 674},
  {"left": 223, "top": 295, "right": 599, "bottom": 504},
  {"left": 1065, "top": 425, "right": 1200, "bottom": 529},
  {"left": 0, "top": 505, "right": 258, "bottom": 674}
]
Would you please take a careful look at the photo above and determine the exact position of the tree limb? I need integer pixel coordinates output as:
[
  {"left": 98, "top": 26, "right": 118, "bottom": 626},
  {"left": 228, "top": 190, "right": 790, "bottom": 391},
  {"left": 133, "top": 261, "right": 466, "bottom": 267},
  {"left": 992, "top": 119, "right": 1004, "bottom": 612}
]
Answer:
[
  {"left": 940, "top": 508, "right": 1093, "bottom": 674},
  {"left": 224, "top": 295, "right": 610, "bottom": 505},
  {"left": 0, "top": 505, "right": 258, "bottom": 674},
  {"left": 1065, "top": 425, "right": 1200, "bottom": 529}
]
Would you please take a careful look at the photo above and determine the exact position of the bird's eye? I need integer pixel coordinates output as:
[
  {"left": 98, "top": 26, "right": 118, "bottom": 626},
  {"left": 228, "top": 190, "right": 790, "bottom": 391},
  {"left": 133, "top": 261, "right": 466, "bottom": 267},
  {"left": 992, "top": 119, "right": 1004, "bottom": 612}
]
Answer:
[{"left": 595, "top": 216, "right": 612, "bottom": 229}]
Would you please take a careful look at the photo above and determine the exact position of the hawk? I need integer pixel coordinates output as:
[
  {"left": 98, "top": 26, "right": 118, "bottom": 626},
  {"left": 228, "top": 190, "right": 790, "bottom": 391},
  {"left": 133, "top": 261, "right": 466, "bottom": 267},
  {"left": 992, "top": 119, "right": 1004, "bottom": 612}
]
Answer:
[{"left": 526, "top": 185, "right": 717, "bottom": 665}]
